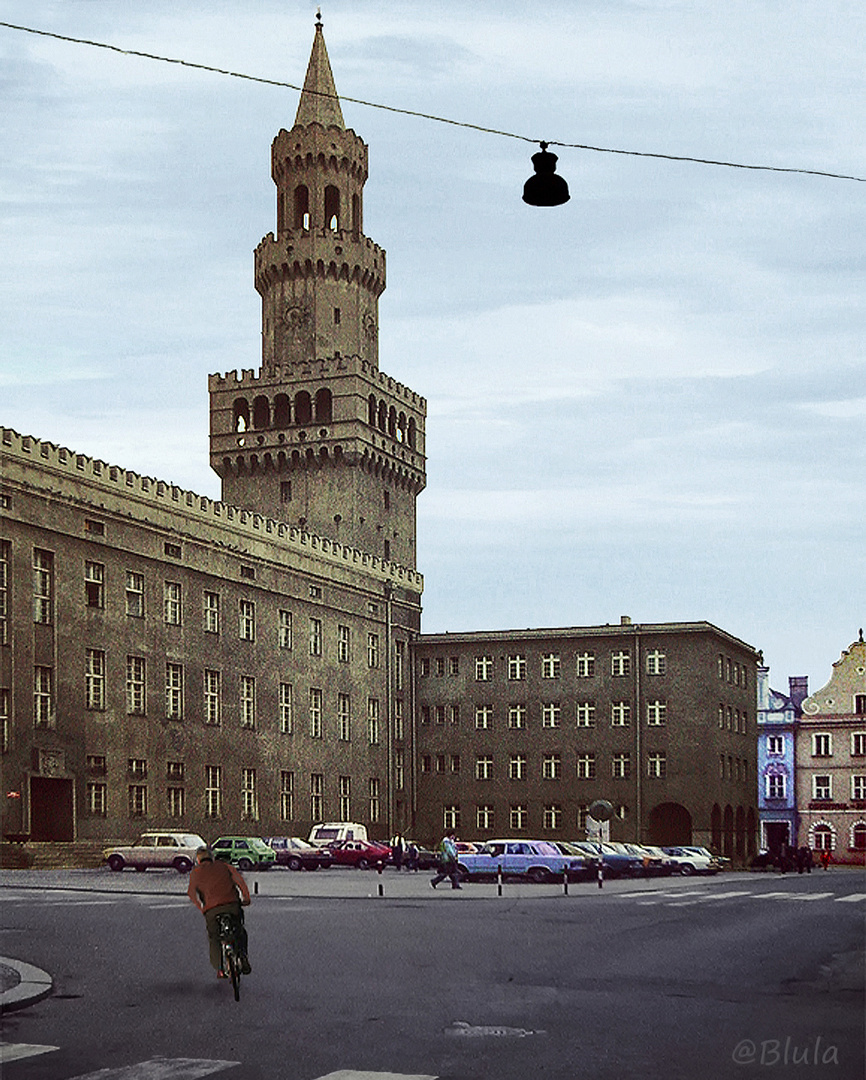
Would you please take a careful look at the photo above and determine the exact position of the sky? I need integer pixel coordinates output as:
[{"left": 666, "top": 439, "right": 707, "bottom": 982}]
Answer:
[{"left": 1, "top": 0, "right": 864, "bottom": 689}]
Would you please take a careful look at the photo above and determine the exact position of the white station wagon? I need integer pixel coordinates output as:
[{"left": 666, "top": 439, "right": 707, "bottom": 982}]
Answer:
[
  {"left": 103, "top": 831, "right": 206, "bottom": 873},
  {"left": 457, "top": 839, "right": 585, "bottom": 883}
]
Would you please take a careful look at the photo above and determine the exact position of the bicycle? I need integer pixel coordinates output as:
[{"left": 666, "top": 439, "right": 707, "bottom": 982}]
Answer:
[{"left": 215, "top": 911, "right": 244, "bottom": 1001}]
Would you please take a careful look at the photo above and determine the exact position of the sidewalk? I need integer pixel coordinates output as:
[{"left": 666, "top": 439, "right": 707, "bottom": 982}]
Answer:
[{"left": 0, "top": 957, "right": 52, "bottom": 1013}]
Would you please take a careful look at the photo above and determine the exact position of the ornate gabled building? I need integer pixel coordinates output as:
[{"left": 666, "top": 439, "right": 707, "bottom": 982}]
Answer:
[
  {"left": 756, "top": 668, "right": 808, "bottom": 856},
  {"left": 796, "top": 632, "right": 866, "bottom": 864}
]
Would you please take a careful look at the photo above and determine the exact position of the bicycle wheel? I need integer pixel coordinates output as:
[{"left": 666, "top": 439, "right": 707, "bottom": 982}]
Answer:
[{"left": 228, "top": 945, "right": 241, "bottom": 1001}]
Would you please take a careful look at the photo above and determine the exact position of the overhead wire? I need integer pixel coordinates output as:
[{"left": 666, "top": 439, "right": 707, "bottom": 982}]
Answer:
[{"left": 1, "top": 19, "right": 864, "bottom": 184}]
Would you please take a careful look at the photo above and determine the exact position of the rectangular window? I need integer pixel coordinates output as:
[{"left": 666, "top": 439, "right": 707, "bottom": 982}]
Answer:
[
  {"left": 395, "top": 640, "right": 405, "bottom": 690},
  {"left": 436, "top": 657, "right": 445, "bottom": 677},
  {"left": 393, "top": 698, "right": 404, "bottom": 741},
  {"left": 367, "top": 632, "right": 379, "bottom": 668},
  {"left": 767, "top": 735, "right": 785, "bottom": 755},
  {"left": 576, "top": 753, "right": 596, "bottom": 779},
  {"left": 420, "top": 705, "right": 430, "bottom": 725},
  {"left": 167, "top": 787, "right": 185, "bottom": 818},
  {"left": 165, "top": 662, "right": 183, "bottom": 720},
  {"left": 510, "top": 805, "right": 527, "bottom": 831},
  {"left": 611, "top": 701, "right": 631, "bottom": 727},
  {"left": 203, "top": 591, "right": 220, "bottom": 634},
  {"left": 338, "top": 775, "right": 351, "bottom": 820},
  {"left": 367, "top": 697, "right": 380, "bottom": 745},
  {"left": 278, "top": 609, "right": 293, "bottom": 648},
  {"left": 280, "top": 481, "right": 292, "bottom": 503},
  {"left": 475, "top": 704, "right": 493, "bottom": 730},
  {"left": 541, "top": 653, "right": 560, "bottom": 679},
  {"left": 310, "top": 773, "right": 324, "bottom": 821},
  {"left": 205, "top": 765, "right": 222, "bottom": 818},
  {"left": 856, "top": 695, "right": 866, "bottom": 716},
  {"left": 274, "top": 682, "right": 292, "bottom": 734},
  {"left": 280, "top": 771, "right": 294, "bottom": 820},
  {"left": 476, "top": 755, "right": 494, "bottom": 780},
  {"left": 0, "top": 688, "right": 9, "bottom": 754},
  {"left": 164, "top": 582, "right": 181, "bottom": 625},
  {"left": 337, "top": 624, "right": 350, "bottom": 662},
  {"left": 852, "top": 775, "right": 866, "bottom": 801},
  {"left": 128, "top": 757, "right": 147, "bottom": 779},
  {"left": 128, "top": 784, "right": 147, "bottom": 818},
  {"left": 240, "top": 675, "right": 256, "bottom": 729},
  {"left": 450, "top": 703, "right": 460, "bottom": 725},
  {"left": 612, "top": 752, "right": 631, "bottom": 779},
  {"left": 420, "top": 755, "right": 431, "bottom": 773},
  {"left": 543, "top": 753, "right": 561, "bottom": 780},
  {"left": 126, "top": 655, "right": 146, "bottom": 715},
  {"left": 166, "top": 761, "right": 184, "bottom": 781},
  {"left": 435, "top": 705, "right": 446, "bottom": 725},
  {"left": 508, "top": 655, "right": 526, "bottom": 680},
  {"left": 542, "top": 702, "right": 561, "bottom": 728},
  {"left": 509, "top": 754, "right": 527, "bottom": 780},
  {"left": 419, "top": 657, "right": 430, "bottom": 677},
  {"left": 0, "top": 540, "right": 9, "bottom": 645},
  {"left": 576, "top": 701, "right": 596, "bottom": 727},
  {"left": 309, "top": 687, "right": 323, "bottom": 738},
  {"left": 766, "top": 774, "right": 786, "bottom": 799},
  {"left": 647, "top": 752, "right": 667, "bottom": 778},
  {"left": 646, "top": 650, "right": 666, "bottom": 676},
  {"left": 164, "top": 541, "right": 181, "bottom": 559},
  {"left": 443, "top": 804, "right": 460, "bottom": 831},
  {"left": 576, "top": 652, "right": 595, "bottom": 678},
  {"left": 125, "top": 571, "right": 144, "bottom": 617},
  {"left": 394, "top": 748, "right": 405, "bottom": 791},
  {"left": 611, "top": 650, "right": 631, "bottom": 677},
  {"left": 475, "top": 655, "right": 493, "bottom": 681},
  {"left": 543, "top": 804, "right": 562, "bottom": 831},
  {"left": 86, "top": 782, "right": 107, "bottom": 816},
  {"left": 449, "top": 656, "right": 460, "bottom": 676},
  {"left": 812, "top": 733, "right": 832, "bottom": 757},
  {"left": 85, "top": 561, "right": 104, "bottom": 608},
  {"left": 812, "top": 774, "right": 832, "bottom": 800},
  {"left": 338, "top": 692, "right": 351, "bottom": 741},
  {"left": 646, "top": 700, "right": 666, "bottom": 726},
  {"left": 241, "top": 768, "right": 258, "bottom": 820},
  {"left": 34, "top": 666, "right": 53, "bottom": 727},
  {"left": 239, "top": 599, "right": 256, "bottom": 641},
  {"left": 852, "top": 733, "right": 866, "bottom": 756},
  {"left": 369, "top": 778, "right": 381, "bottom": 823},
  {"left": 204, "top": 670, "right": 220, "bottom": 726},
  {"left": 85, "top": 649, "right": 106, "bottom": 710},
  {"left": 309, "top": 617, "right": 323, "bottom": 657},
  {"left": 33, "top": 549, "right": 53, "bottom": 624},
  {"left": 508, "top": 703, "right": 526, "bottom": 729},
  {"left": 477, "top": 804, "right": 494, "bottom": 831}
]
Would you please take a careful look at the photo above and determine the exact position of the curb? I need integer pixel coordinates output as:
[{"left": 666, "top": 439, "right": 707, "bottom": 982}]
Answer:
[{"left": 0, "top": 957, "right": 53, "bottom": 1013}]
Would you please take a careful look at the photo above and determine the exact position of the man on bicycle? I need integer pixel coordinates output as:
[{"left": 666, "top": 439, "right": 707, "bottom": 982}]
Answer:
[{"left": 187, "top": 846, "right": 252, "bottom": 978}]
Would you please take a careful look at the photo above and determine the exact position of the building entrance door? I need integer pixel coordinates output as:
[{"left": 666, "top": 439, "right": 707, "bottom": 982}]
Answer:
[
  {"left": 764, "top": 821, "right": 789, "bottom": 856},
  {"left": 29, "top": 777, "right": 75, "bottom": 841}
]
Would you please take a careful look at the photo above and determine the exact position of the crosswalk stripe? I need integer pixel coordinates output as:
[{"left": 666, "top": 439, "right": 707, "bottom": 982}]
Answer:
[
  {"left": 835, "top": 893, "right": 866, "bottom": 902},
  {"left": 314, "top": 1072, "right": 438, "bottom": 1080},
  {"left": 67, "top": 1057, "right": 240, "bottom": 1079},
  {"left": 0, "top": 1043, "right": 60, "bottom": 1064},
  {"left": 778, "top": 892, "right": 835, "bottom": 901}
]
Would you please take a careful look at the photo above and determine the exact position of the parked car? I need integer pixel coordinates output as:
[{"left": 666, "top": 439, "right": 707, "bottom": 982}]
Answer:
[
  {"left": 570, "top": 841, "right": 643, "bottom": 879},
  {"left": 264, "top": 836, "right": 333, "bottom": 870},
  {"left": 103, "top": 832, "right": 206, "bottom": 873},
  {"left": 684, "top": 845, "right": 731, "bottom": 870},
  {"left": 456, "top": 839, "right": 584, "bottom": 883},
  {"left": 402, "top": 841, "right": 439, "bottom": 870},
  {"left": 630, "top": 845, "right": 677, "bottom": 875},
  {"left": 662, "top": 846, "right": 720, "bottom": 875},
  {"left": 211, "top": 835, "right": 276, "bottom": 870},
  {"left": 308, "top": 821, "right": 369, "bottom": 847},
  {"left": 550, "top": 841, "right": 596, "bottom": 881},
  {"left": 326, "top": 839, "right": 391, "bottom": 869}
]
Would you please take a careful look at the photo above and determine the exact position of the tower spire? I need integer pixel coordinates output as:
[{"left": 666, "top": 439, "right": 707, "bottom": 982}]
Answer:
[{"left": 294, "top": 16, "right": 345, "bottom": 129}]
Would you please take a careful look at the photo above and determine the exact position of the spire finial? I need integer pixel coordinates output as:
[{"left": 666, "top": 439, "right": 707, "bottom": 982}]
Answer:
[{"left": 316, "top": 7, "right": 322, "bottom": 26}]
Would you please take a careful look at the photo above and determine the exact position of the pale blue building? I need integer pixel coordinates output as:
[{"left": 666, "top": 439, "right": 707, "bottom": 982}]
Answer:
[{"left": 756, "top": 667, "right": 808, "bottom": 856}]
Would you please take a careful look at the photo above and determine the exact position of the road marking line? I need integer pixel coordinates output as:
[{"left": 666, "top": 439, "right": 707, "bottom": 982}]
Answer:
[
  {"left": 779, "top": 892, "right": 835, "bottom": 901},
  {"left": 315, "top": 1073, "right": 438, "bottom": 1080},
  {"left": 835, "top": 893, "right": 866, "bottom": 903},
  {"left": 67, "top": 1056, "right": 240, "bottom": 1079},
  {"left": 750, "top": 892, "right": 795, "bottom": 899},
  {"left": 0, "top": 1043, "right": 60, "bottom": 1064},
  {"left": 705, "top": 890, "right": 753, "bottom": 899}
]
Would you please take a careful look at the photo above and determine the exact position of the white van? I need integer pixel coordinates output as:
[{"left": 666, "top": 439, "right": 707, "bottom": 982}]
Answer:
[{"left": 308, "top": 821, "right": 369, "bottom": 847}]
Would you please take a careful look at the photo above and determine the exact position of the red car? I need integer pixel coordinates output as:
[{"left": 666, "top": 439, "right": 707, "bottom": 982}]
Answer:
[{"left": 326, "top": 839, "right": 391, "bottom": 869}]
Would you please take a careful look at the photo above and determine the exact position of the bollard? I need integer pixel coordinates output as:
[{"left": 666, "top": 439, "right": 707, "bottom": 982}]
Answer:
[
  {"left": 497, "top": 864, "right": 503, "bottom": 896},
  {"left": 377, "top": 861, "right": 384, "bottom": 897},
  {"left": 562, "top": 871, "right": 568, "bottom": 895},
  {"left": 254, "top": 880, "right": 259, "bottom": 895}
]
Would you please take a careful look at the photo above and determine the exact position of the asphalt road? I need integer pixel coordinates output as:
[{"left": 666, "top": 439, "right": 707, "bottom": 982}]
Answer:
[{"left": 1, "top": 868, "right": 864, "bottom": 1080}]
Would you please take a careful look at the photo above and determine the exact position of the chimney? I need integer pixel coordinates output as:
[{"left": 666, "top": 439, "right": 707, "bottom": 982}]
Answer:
[{"left": 620, "top": 616, "right": 632, "bottom": 626}]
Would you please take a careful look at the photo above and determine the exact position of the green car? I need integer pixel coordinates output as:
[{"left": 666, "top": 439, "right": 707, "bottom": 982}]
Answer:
[{"left": 211, "top": 835, "right": 276, "bottom": 871}]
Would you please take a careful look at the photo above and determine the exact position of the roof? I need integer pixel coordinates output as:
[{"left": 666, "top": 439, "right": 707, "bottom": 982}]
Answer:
[{"left": 294, "top": 20, "right": 345, "bottom": 129}]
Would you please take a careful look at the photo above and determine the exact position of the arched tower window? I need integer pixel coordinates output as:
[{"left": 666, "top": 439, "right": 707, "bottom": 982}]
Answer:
[
  {"left": 294, "top": 185, "right": 310, "bottom": 231},
  {"left": 407, "top": 418, "right": 416, "bottom": 449},
  {"left": 294, "top": 391, "right": 312, "bottom": 426},
  {"left": 396, "top": 412, "right": 407, "bottom": 443},
  {"left": 387, "top": 406, "right": 397, "bottom": 439},
  {"left": 377, "top": 401, "right": 387, "bottom": 432},
  {"left": 368, "top": 394, "right": 377, "bottom": 427},
  {"left": 352, "top": 193, "right": 360, "bottom": 236},
  {"left": 273, "top": 393, "right": 291, "bottom": 428},
  {"left": 252, "top": 395, "right": 270, "bottom": 430},
  {"left": 233, "top": 398, "right": 250, "bottom": 433},
  {"left": 314, "top": 388, "right": 333, "bottom": 423},
  {"left": 325, "top": 185, "right": 340, "bottom": 230}
]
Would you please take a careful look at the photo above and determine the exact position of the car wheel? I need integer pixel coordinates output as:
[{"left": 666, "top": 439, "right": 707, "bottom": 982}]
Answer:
[
  {"left": 679, "top": 863, "right": 695, "bottom": 876},
  {"left": 357, "top": 857, "right": 369, "bottom": 870},
  {"left": 173, "top": 857, "right": 192, "bottom": 873},
  {"left": 238, "top": 858, "right": 253, "bottom": 871},
  {"left": 287, "top": 857, "right": 302, "bottom": 872},
  {"left": 528, "top": 867, "right": 551, "bottom": 884},
  {"left": 107, "top": 854, "right": 125, "bottom": 872}
]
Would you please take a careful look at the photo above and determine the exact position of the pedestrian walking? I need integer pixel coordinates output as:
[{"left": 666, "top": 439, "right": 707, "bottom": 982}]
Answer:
[
  {"left": 431, "top": 832, "right": 462, "bottom": 889},
  {"left": 820, "top": 848, "right": 832, "bottom": 870},
  {"left": 391, "top": 834, "right": 405, "bottom": 871}
]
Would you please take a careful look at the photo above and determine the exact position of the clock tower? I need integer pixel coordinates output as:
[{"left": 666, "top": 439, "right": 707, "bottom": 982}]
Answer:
[{"left": 209, "top": 18, "right": 426, "bottom": 569}]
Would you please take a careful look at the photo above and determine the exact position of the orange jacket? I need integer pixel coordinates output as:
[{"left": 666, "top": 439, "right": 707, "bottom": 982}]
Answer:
[{"left": 187, "top": 858, "right": 251, "bottom": 913}]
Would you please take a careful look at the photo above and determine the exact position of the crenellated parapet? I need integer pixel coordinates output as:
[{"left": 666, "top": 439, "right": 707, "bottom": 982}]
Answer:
[
  {"left": 254, "top": 232, "right": 385, "bottom": 298},
  {"left": 0, "top": 426, "right": 424, "bottom": 590}
]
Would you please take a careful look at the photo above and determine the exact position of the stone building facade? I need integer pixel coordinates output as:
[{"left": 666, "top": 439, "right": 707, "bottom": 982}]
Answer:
[
  {"left": 796, "top": 632, "right": 866, "bottom": 865},
  {"left": 413, "top": 619, "right": 759, "bottom": 855}
]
